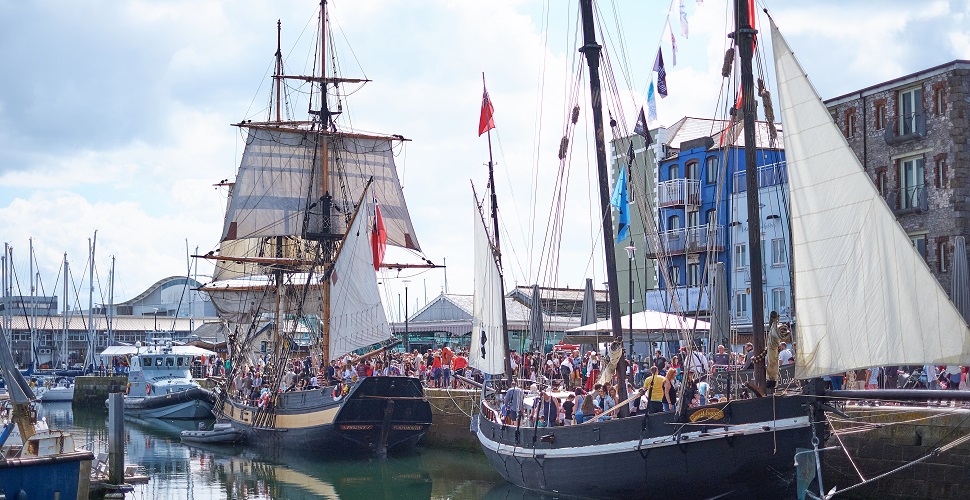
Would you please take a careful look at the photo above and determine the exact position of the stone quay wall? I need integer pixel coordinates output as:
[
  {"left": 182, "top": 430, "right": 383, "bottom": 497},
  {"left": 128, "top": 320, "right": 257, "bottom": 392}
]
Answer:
[{"left": 420, "top": 388, "right": 481, "bottom": 452}]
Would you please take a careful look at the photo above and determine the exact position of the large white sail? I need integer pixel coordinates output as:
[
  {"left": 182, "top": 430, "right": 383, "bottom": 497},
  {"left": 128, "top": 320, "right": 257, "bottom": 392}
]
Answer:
[
  {"left": 328, "top": 188, "right": 392, "bottom": 358},
  {"left": 470, "top": 196, "right": 507, "bottom": 375},
  {"left": 771, "top": 20, "right": 970, "bottom": 379},
  {"left": 221, "top": 127, "right": 421, "bottom": 252}
]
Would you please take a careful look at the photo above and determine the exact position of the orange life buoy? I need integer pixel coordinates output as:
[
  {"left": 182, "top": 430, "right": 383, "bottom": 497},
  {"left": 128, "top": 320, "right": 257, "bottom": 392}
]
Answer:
[
  {"left": 146, "top": 383, "right": 152, "bottom": 396},
  {"left": 332, "top": 383, "right": 343, "bottom": 401}
]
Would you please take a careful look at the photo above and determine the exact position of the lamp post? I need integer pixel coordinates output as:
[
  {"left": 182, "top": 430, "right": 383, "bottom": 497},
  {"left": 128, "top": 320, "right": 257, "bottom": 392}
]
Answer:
[
  {"left": 624, "top": 245, "right": 635, "bottom": 363},
  {"left": 403, "top": 280, "right": 410, "bottom": 352},
  {"left": 153, "top": 307, "right": 159, "bottom": 332}
]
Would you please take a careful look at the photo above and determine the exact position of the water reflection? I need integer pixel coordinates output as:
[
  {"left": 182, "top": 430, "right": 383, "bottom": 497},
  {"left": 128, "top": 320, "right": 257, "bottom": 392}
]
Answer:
[{"left": 51, "top": 404, "right": 520, "bottom": 499}]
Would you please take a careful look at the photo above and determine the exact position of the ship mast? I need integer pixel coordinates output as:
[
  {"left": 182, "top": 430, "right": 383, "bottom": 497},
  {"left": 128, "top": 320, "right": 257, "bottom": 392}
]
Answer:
[
  {"left": 578, "top": 0, "right": 628, "bottom": 416},
  {"left": 481, "top": 75, "right": 514, "bottom": 384},
  {"left": 735, "top": 0, "right": 767, "bottom": 393},
  {"left": 317, "top": 0, "right": 333, "bottom": 365}
]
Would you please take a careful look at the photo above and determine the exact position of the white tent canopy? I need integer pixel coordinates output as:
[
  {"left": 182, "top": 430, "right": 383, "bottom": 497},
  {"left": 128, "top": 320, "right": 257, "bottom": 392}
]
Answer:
[
  {"left": 99, "top": 345, "right": 216, "bottom": 358},
  {"left": 563, "top": 310, "right": 710, "bottom": 344}
]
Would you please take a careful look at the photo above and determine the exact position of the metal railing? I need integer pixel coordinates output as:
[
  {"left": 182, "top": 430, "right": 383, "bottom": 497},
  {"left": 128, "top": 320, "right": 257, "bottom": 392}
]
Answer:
[
  {"left": 658, "top": 178, "right": 701, "bottom": 207},
  {"left": 886, "top": 186, "right": 928, "bottom": 213},
  {"left": 645, "top": 224, "right": 724, "bottom": 257},
  {"left": 884, "top": 113, "right": 926, "bottom": 144},
  {"left": 733, "top": 162, "right": 788, "bottom": 193}
]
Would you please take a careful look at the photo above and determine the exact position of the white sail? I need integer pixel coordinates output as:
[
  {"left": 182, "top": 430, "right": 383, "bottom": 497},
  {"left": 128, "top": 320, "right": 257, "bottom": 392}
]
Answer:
[
  {"left": 771, "top": 20, "right": 970, "bottom": 379},
  {"left": 328, "top": 188, "right": 391, "bottom": 358},
  {"left": 470, "top": 196, "right": 507, "bottom": 375},
  {"left": 222, "top": 127, "right": 421, "bottom": 252}
]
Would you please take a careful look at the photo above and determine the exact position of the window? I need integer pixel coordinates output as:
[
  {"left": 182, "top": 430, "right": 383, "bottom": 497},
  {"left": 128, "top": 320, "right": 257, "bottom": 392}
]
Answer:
[
  {"left": 685, "top": 161, "right": 700, "bottom": 180},
  {"left": 668, "top": 214, "right": 681, "bottom": 230},
  {"left": 935, "top": 154, "right": 947, "bottom": 189},
  {"left": 668, "top": 165, "right": 679, "bottom": 180},
  {"left": 705, "top": 156, "right": 718, "bottom": 184},
  {"left": 899, "top": 157, "right": 925, "bottom": 209},
  {"left": 899, "top": 87, "right": 923, "bottom": 136},
  {"left": 875, "top": 102, "right": 886, "bottom": 130},
  {"left": 166, "top": 357, "right": 174, "bottom": 367},
  {"left": 669, "top": 266, "right": 681, "bottom": 286},
  {"left": 845, "top": 110, "right": 856, "bottom": 138},
  {"left": 687, "top": 263, "right": 701, "bottom": 287},
  {"left": 687, "top": 210, "right": 699, "bottom": 228},
  {"left": 770, "top": 238, "right": 786, "bottom": 266},
  {"left": 734, "top": 243, "right": 747, "bottom": 270},
  {"left": 933, "top": 86, "right": 946, "bottom": 116},
  {"left": 772, "top": 288, "right": 788, "bottom": 315},
  {"left": 155, "top": 357, "right": 163, "bottom": 367},
  {"left": 734, "top": 292, "right": 748, "bottom": 319},
  {"left": 177, "top": 357, "right": 184, "bottom": 367},
  {"left": 938, "top": 238, "right": 949, "bottom": 273},
  {"left": 260, "top": 341, "right": 268, "bottom": 353},
  {"left": 910, "top": 234, "right": 927, "bottom": 260},
  {"left": 876, "top": 169, "right": 888, "bottom": 197}
]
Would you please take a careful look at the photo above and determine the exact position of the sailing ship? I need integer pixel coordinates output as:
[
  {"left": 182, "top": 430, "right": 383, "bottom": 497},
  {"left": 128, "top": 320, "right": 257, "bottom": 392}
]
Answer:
[
  {"left": 196, "top": 1, "right": 431, "bottom": 455},
  {"left": 475, "top": 1, "right": 970, "bottom": 498}
]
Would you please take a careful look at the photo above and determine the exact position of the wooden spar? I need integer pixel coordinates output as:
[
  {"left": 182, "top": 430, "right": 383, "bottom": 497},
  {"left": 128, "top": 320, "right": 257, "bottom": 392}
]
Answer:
[
  {"left": 736, "top": 0, "right": 767, "bottom": 393},
  {"left": 578, "top": 0, "right": 628, "bottom": 416},
  {"left": 277, "top": 75, "right": 370, "bottom": 84},
  {"left": 355, "top": 338, "right": 403, "bottom": 363},
  {"left": 232, "top": 122, "right": 410, "bottom": 142},
  {"left": 195, "top": 254, "right": 441, "bottom": 270}
]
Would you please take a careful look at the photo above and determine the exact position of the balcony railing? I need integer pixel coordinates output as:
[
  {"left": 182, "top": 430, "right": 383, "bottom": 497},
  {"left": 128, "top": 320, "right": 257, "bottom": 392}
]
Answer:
[
  {"left": 645, "top": 224, "right": 724, "bottom": 258},
  {"left": 884, "top": 113, "right": 926, "bottom": 145},
  {"left": 733, "top": 162, "right": 788, "bottom": 193},
  {"left": 658, "top": 178, "right": 701, "bottom": 207},
  {"left": 885, "top": 186, "right": 928, "bottom": 213}
]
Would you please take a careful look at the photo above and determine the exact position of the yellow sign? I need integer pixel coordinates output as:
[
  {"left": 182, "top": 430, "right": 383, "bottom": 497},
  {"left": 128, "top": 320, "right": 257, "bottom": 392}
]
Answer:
[{"left": 689, "top": 408, "right": 725, "bottom": 422}]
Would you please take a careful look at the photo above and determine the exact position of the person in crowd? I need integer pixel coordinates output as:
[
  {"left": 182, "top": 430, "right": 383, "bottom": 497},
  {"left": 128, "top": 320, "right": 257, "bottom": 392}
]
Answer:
[
  {"left": 503, "top": 384, "right": 524, "bottom": 425},
  {"left": 641, "top": 366, "right": 665, "bottom": 414},
  {"left": 712, "top": 345, "right": 731, "bottom": 367},
  {"left": 562, "top": 393, "right": 576, "bottom": 425},
  {"left": 663, "top": 368, "right": 678, "bottom": 412},
  {"left": 778, "top": 342, "right": 794, "bottom": 366},
  {"left": 573, "top": 388, "right": 588, "bottom": 424}
]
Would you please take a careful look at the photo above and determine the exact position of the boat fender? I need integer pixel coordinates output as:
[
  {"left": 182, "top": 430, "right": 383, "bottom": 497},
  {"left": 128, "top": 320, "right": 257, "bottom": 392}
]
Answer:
[
  {"left": 125, "top": 382, "right": 130, "bottom": 395},
  {"left": 332, "top": 383, "right": 344, "bottom": 402},
  {"left": 146, "top": 383, "right": 152, "bottom": 396}
]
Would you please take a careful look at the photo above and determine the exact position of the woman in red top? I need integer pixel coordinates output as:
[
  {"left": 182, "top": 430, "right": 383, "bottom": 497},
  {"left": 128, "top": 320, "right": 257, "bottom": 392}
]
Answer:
[{"left": 431, "top": 353, "right": 443, "bottom": 388}]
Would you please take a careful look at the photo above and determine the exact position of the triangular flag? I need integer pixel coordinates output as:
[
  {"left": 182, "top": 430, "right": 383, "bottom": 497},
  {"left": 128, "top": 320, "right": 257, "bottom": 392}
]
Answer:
[
  {"left": 671, "top": 29, "right": 678, "bottom": 67},
  {"left": 654, "top": 50, "right": 668, "bottom": 98},
  {"left": 371, "top": 197, "right": 387, "bottom": 270},
  {"left": 680, "top": 0, "right": 689, "bottom": 39},
  {"left": 647, "top": 82, "right": 658, "bottom": 123},
  {"left": 479, "top": 86, "right": 495, "bottom": 136},
  {"left": 610, "top": 166, "right": 630, "bottom": 243},
  {"left": 626, "top": 141, "right": 635, "bottom": 166}
]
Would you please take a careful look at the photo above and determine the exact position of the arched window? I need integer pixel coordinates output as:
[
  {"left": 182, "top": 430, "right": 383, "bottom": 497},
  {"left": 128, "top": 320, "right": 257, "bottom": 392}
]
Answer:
[
  {"left": 705, "top": 156, "right": 718, "bottom": 183},
  {"left": 668, "top": 214, "right": 681, "bottom": 230}
]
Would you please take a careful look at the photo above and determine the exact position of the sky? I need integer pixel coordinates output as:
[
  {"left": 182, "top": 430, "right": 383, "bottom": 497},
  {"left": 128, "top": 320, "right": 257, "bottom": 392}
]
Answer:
[{"left": 1, "top": 0, "right": 968, "bottom": 321}]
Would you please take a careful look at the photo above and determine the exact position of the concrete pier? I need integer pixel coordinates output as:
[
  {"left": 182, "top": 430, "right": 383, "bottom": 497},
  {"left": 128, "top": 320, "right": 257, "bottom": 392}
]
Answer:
[
  {"left": 822, "top": 405, "right": 970, "bottom": 499},
  {"left": 72, "top": 376, "right": 127, "bottom": 407},
  {"left": 421, "top": 388, "right": 481, "bottom": 451}
]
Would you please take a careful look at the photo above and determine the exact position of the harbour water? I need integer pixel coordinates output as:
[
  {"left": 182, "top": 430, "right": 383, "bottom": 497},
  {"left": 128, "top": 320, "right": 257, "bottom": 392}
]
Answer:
[{"left": 38, "top": 402, "right": 552, "bottom": 499}]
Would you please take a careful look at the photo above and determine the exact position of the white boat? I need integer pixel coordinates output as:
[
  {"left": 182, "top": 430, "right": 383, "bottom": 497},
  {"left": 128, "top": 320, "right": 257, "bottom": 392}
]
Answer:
[
  {"left": 38, "top": 378, "right": 74, "bottom": 402},
  {"left": 102, "top": 338, "right": 217, "bottom": 419}
]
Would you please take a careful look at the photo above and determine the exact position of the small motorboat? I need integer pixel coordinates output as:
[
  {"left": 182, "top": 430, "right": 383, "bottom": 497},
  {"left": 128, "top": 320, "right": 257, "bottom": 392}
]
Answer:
[{"left": 179, "top": 422, "right": 244, "bottom": 446}]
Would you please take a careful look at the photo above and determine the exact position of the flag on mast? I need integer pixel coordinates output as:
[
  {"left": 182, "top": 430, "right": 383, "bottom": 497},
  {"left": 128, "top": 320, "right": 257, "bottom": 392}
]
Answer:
[
  {"left": 371, "top": 197, "right": 387, "bottom": 270},
  {"left": 654, "top": 50, "right": 668, "bottom": 98},
  {"left": 647, "top": 82, "right": 658, "bottom": 123},
  {"left": 633, "top": 107, "right": 652, "bottom": 146},
  {"left": 479, "top": 85, "right": 496, "bottom": 136},
  {"left": 610, "top": 166, "right": 630, "bottom": 243}
]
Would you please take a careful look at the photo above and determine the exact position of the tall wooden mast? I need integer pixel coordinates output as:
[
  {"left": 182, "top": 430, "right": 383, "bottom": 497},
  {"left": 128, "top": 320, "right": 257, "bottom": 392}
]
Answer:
[
  {"left": 319, "top": 0, "right": 333, "bottom": 364},
  {"left": 736, "top": 0, "right": 767, "bottom": 393},
  {"left": 578, "top": 0, "right": 628, "bottom": 416}
]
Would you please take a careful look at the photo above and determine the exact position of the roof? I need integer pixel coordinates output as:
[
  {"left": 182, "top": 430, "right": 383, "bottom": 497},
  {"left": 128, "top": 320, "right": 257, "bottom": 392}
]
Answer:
[
  {"left": 2, "top": 315, "right": 218, "bottom": 332},
  {"left": 825, "top": 59, "right": 970, "bottom": 105},
  {"left": 99, "top": 344, "right": 216, "bottom": 358},
  {"left": 115, "top": 276, "right": 204, "bottom": 306},
  {"left": 662, "top": 117, "right": 784, "bottom": 159},
  {"left": 563, "top": 309, "right": 710, "bottom": 344}
]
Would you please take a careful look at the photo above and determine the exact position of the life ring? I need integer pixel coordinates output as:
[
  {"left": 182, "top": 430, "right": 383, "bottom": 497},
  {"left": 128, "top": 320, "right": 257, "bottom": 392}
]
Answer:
[
  {"left": 146, "top": 383, "right": 152, "bottom": 396},
  {"left": 125, "top": 382, "right": 130, "bottom": 395},
  {"left": 332, "top": 383, "right": 344, "bottom": 402}
]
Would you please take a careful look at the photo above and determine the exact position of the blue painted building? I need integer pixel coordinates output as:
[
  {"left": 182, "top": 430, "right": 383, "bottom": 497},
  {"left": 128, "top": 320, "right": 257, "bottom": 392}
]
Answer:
[{"left": 645, "top": 117, "right": 788, "bottom": 338}]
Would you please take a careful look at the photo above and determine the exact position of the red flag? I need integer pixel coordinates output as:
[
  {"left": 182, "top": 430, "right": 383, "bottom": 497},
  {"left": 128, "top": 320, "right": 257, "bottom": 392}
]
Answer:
[
  {"left": 478, "top": 87, "right": 495, "bottom": 136},
  {"left": 371, "top": 198, "right": 387, "bottom": 270}
]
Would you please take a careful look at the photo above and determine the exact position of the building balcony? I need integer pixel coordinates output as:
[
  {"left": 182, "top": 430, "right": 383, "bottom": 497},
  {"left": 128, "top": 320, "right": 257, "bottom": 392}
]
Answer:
[
  {"left": 733, "top": 162, "right": 788, "bottom": 193},
  {"left": 658, "top": 178, "right": 701, "bottom": 207},
  {"left": 645, "top": 224, "right": 724, "bottom": 258},
  {"left": 884, "top": 113, "right": 927, "bottom": 145},
  {"left": 885, "top": 186, "right": 928, "bottom": 214}
]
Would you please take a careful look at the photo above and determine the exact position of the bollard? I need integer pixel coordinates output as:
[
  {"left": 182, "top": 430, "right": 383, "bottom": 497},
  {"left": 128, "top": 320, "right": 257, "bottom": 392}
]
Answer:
[{"left": 107, "top": 393, "right": 125, "bottom": 485}]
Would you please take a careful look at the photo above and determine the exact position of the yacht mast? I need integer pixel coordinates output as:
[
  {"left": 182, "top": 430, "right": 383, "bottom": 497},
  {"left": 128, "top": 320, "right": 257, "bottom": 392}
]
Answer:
[
  {"left": 736, "top": 0, "right": 767, "bottom": 393},
  {"left": 29, "top": 238, "right": 35, "bottom": 368},
  {"left": 578, "top": 0, "right": 628, "bottom": 414},
  {"left": 62, "top": 253, "right": 68, "bottom": 369},
  {"left": 87, "top": 232, "right": 97, "bottom": 370}
]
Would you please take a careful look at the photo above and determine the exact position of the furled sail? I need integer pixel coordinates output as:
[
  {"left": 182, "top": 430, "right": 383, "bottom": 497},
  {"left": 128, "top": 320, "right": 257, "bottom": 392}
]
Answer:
[
  {"left": 221, "top": 127, "right": 421, "bottom": 251},
  {"left": 328, "top": 187, "right": 392, "bottom": 357},
  {"left": 470, "top": 196, "right": 507, "bottom": 375},
  {"left": 771, "top": 20, "right": 970, "bottom": 379},
  {"left": 202, "top": 274, "right": 326, "bottom": 338}
]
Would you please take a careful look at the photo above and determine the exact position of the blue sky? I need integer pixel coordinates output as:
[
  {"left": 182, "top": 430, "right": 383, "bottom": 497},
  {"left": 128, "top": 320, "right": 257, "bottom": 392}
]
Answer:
[{"left": 1, "top": 0, "right": 967, "bottom": 318}]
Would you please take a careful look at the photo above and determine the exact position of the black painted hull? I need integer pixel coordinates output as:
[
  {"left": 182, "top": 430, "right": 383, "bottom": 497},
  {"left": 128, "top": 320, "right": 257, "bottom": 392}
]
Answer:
[
  {"left": 220, "top": 376, "right": 432, "bottom": 456},
  {"left": 123, "top": 386, "right": 217, "bottom": 419},
  {"left": 477, "top": 394, "right": 823, "bottom": 499}
]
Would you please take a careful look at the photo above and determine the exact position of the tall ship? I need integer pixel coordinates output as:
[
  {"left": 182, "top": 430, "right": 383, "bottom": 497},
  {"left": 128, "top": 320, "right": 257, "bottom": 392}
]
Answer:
[
  {"left": 197, "top": 1, "right": 431, "bottom": 455},
  {"left": 474, "top": 1, "right": 970, "bottom": 498}
]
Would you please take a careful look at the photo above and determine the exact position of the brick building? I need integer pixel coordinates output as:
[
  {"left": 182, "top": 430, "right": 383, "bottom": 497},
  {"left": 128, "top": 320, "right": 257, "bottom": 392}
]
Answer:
[{"left": 825, "top": 60, "right": 970, "bottom": 294}]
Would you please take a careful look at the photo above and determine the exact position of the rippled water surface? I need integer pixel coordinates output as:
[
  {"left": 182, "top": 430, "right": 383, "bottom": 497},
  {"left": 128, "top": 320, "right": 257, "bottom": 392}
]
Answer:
[{"left": 38, "top": 402, "right": 554, "bottom": 499}]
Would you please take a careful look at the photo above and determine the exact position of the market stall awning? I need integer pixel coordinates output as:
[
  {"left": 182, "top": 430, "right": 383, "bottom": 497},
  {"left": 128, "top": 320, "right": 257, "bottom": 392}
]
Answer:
[{"left": 562, "top": 309, "right": 710, "bottom": 344}]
